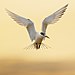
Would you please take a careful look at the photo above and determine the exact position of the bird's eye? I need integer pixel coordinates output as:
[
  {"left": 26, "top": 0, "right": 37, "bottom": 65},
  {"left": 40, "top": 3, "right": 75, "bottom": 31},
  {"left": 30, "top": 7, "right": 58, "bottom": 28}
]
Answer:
[
  {"left": 40, "top": 32, "right": 45, "bottom": 36},
  {"left": 36, "top": 43, "right": 37, "bottom": 45},
  {"left": 39, "top": 43, "right": 41, "bottom": 45}
]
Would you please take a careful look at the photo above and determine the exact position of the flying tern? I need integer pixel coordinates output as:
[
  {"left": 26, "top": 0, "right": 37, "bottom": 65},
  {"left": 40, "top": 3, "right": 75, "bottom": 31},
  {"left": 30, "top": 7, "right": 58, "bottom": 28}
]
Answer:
[{"left": 6, "top": 4, "right": 68, "bottom": 49}]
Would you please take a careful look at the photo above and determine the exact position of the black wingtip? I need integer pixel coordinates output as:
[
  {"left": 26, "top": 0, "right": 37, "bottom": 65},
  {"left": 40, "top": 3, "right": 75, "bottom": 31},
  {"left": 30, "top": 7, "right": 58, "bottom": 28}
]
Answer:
[{"left": 65, "top": 4, "right": 69, "bottom": 7}]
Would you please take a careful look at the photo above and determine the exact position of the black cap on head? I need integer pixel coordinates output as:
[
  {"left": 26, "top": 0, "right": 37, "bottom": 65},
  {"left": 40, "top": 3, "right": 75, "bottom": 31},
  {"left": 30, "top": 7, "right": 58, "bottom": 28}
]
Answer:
[{"left": 40, "top": 32, "right": 45, "bottom": 36}]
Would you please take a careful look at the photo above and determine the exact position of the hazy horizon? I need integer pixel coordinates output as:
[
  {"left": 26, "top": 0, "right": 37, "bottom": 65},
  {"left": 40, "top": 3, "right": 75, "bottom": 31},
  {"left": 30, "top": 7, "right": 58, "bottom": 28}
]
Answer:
[{"left": 0, "top": 0, "right": 75, "bottom": 74}]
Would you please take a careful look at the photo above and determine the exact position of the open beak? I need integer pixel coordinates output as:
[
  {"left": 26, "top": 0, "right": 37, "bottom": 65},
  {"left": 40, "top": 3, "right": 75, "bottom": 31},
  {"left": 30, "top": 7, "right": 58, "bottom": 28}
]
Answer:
[{"left": 45, "top": 35, "right": 50, "bottom": 39}]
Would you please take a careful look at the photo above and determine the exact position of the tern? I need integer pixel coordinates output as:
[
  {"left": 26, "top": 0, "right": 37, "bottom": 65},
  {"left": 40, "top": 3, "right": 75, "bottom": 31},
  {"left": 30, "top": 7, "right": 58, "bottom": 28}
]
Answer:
[{"left": 6, "top": 4, "right": 68, "bottom": 49}]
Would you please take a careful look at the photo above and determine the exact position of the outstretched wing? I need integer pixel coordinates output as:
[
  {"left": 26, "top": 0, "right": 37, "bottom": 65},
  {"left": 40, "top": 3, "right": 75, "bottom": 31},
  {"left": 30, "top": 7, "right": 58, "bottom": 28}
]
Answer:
[
  {"left": 42, "top": 4, "right": 68, "bottom": 33},
  {"left": 6, "top": 9, "right": 36, "bottom": 41}
]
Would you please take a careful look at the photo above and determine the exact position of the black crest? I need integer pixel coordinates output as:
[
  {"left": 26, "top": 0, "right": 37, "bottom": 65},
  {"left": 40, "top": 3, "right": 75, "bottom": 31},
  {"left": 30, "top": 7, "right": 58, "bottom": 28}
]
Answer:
[{"left": 40, "top": 32, "right": 45, "bottom": 36}]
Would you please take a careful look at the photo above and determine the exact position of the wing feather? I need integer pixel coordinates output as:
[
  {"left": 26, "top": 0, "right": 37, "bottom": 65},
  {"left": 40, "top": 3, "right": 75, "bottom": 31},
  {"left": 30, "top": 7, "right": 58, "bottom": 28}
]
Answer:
[
  {"left": 6, "top": 9, "right": 36, "bottom": 41},
  {"left": 42, "top": 4, "right": 68, "bottom": 33}
]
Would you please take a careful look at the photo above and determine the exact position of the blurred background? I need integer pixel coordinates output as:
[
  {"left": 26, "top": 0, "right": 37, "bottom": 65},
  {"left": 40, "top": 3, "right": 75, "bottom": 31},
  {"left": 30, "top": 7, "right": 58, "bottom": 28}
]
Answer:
[{"left": 0, "top": 0, "right": 75, "bottom": 75}]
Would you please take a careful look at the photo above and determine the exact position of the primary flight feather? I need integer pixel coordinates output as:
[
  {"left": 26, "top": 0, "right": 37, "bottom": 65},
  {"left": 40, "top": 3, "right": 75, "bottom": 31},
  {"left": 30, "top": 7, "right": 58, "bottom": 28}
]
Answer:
[
  {"left": 6, "top": 4, "right": 68, "bottom": 49},
  {"left": 5, "top": 9, "right": 36, "bottom": 41}
]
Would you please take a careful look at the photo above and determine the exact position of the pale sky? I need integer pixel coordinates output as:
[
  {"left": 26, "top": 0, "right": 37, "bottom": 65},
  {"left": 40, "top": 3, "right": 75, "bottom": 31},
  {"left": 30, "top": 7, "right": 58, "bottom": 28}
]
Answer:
[{"left": 0, "top": 0, "right": 75, "bottom": 62}]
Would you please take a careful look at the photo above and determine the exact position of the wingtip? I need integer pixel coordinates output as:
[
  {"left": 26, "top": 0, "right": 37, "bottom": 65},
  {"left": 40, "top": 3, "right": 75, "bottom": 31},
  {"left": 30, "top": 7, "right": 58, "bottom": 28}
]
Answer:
[
  {"left": 65, "top": 4, "right": 69, "bottom": 7},
  {"left": 5, "top": 8, "right": 10, "bottom": 14},
  {"left": 5, "top": 8, "right": 9, "bottom": 11}
]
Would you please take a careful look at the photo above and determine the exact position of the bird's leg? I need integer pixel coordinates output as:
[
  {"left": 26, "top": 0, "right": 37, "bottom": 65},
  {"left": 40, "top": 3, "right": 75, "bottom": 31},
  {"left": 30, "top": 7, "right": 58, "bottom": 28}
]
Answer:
[
  {"left": 38, "top": 43, "right": 41, "bottom": 49},
  {"left": 33, "top": 42, "right": 42, "bottom": 49}
]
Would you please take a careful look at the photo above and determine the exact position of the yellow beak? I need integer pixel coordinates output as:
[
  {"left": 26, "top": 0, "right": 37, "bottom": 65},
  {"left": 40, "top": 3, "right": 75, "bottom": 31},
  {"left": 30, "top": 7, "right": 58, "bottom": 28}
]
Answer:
[{"left": 45, "top": 36, "right": 50, "bottom": 39}]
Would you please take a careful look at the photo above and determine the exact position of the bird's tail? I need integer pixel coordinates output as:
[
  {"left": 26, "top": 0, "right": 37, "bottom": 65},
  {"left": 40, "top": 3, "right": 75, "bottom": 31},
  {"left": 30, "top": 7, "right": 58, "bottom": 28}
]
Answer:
[
  {"left": 23, "top": 43, "right": 34, "bottom": 50},
  {"left": 23, "top": 43, "right": 51, "bottom": 50}
]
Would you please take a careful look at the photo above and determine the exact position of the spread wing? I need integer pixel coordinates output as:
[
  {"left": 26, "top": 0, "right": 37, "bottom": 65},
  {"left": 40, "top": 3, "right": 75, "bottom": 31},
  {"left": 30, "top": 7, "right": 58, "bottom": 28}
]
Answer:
[
  {"left": 42, "top": 4, "right": 68, "bottom": 33},
  {"left": 6, "top": 9, "right": 36, "bottom": 41}
]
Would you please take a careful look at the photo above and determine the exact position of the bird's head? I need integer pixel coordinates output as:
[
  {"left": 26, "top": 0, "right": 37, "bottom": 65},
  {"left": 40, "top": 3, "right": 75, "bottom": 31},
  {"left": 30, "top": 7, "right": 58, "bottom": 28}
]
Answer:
[
  {"left": 40, "top": 32, "right": 50, "bottom": 39},
  {"left": 40, "top": 32, "right": 45, "bottom": 36}
]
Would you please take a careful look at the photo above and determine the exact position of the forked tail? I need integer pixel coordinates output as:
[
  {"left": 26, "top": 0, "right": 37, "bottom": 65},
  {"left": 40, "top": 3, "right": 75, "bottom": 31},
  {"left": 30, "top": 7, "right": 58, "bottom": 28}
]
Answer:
[{"left": 24, "top": 43, "right": 51, "bottom": 50}]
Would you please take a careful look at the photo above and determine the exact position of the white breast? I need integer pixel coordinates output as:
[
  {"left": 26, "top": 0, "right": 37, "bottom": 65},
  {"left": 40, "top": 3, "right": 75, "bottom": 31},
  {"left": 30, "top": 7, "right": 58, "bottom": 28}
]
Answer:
[
  {"left": 35, "top": 32, "right": 44, "bottom": 43},
  {"left": 35, "top": 33, "right": 42, "bottom": 40}
]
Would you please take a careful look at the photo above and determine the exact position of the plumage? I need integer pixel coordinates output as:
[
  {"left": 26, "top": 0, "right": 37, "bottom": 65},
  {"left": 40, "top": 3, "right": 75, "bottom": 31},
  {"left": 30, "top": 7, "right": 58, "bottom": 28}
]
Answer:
[
  {"left": 5, "top": 9, "right": 36, "bottom": 41},
  {"left": 42, "top": 4, "right": 68, "bottom": 33},
  {"left": 6, "top": 4, "right": 68, "bottom": 49}
]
